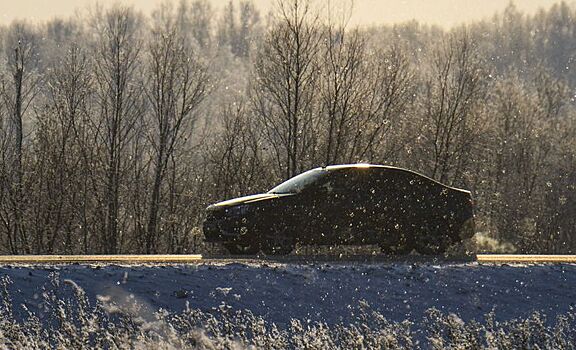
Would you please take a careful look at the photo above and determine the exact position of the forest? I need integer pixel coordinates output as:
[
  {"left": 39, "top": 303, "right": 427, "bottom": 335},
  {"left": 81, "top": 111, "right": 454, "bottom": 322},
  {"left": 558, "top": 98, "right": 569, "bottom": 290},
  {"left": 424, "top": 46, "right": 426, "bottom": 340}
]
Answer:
[{"left": 0, "top": 0, "right": 574, "bottom": 255}]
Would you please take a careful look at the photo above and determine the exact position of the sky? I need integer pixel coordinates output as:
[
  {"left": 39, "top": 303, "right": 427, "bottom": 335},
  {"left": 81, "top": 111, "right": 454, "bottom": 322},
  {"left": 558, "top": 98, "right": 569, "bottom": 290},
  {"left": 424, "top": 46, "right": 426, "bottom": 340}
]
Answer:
[{"left": 0, "top": 0, "right": 565, "bottom": 28}]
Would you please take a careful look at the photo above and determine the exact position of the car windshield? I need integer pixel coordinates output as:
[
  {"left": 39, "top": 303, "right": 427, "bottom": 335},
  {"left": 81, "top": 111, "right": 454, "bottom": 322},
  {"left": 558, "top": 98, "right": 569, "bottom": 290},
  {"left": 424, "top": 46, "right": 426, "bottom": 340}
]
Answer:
[{"left": 268, "top": 169, "right": 328, "bottom": 194}]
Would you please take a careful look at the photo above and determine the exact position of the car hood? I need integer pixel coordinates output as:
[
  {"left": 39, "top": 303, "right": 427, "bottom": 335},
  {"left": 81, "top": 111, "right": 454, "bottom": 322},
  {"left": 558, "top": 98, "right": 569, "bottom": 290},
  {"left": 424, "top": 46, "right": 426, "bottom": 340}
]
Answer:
[{"left": 207, "top": 192, "right": 294, "bottom": 210}]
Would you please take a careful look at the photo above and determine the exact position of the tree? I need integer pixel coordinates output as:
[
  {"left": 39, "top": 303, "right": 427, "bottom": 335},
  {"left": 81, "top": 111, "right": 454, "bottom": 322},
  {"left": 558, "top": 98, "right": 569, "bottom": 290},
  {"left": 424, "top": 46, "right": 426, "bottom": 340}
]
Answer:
[
  {"left": 177, "top": 0, "right": 214, "bottom": 50},
  {"left": 252, "top": 0, "right": 321, "bottom": 179},
  {"left": 419, "top": 30, "right": 489, "bottom": 186},
  {"left": 0, "top": 22, "right": 41, "bottom": 254},
  {"left": 482, "top": 70, "right": 571, "bottom": 252},
  {"left": 143, "top": 5, "right": 210, "bottom": 253},
  {"left": 317, "top": 25, "right": 366, "bottom": 165},
  {"left": 217, "top": 1, "right": 261, "bottom": 58},
  {"left": 208, "top": 100, "right": 268, "bottom": 200},
  {"left": 30, "top": 40, "right": 94, "bottom": 253},
  {"left": 90, "top": 6, "right": 145, "bottom": 253}
]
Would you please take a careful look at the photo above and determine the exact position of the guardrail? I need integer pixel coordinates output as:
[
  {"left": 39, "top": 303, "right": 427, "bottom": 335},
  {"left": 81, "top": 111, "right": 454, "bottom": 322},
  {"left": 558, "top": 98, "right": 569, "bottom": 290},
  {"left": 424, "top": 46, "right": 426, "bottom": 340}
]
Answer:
[
  {"left": 0, "top": 255, "right": 202, "bottom": 264},
  {"left": 0, "top": 254, "right": 573, "bottom": 264},
  {"left": 476, "top": 254, "right": 576, "bottom": 263}
]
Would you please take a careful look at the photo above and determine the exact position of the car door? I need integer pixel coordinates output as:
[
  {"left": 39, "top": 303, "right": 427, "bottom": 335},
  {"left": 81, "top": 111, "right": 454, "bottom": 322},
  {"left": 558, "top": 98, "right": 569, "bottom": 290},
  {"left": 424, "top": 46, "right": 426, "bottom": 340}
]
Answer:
[
  {"left": 366, "top": 170, "right": 416, "bottom": 246},
  {"left": 288, "top": 181, "right": 332, "bottom": 245},
  {"left": 373, "top": 170, "right": 430, "bottom": 246},
  {"left": 314, "top": 169, "right": 369, "bottom": 244},
  {"left": 352, "top": 170, "right": 386, "bottom": 244}
]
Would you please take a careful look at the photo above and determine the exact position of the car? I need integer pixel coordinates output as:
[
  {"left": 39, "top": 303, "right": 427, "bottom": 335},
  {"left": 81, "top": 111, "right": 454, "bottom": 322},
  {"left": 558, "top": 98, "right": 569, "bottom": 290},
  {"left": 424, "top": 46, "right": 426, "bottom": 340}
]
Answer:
[{"left": 203, "top": 164, "right": 475, "bottom": 255}]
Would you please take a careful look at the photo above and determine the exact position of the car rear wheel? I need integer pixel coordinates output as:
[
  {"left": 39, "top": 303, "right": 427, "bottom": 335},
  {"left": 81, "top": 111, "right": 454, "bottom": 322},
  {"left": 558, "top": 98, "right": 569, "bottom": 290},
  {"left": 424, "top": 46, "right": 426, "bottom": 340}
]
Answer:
[
  {"left": 379, "top": 243, "right": 412, "bottom": 255},
  {"left": 414, "top": 230, "right": 452, "bottom": 255},
  {"left": 376, "top": 225, "right": 413, "bottom": 255},
  {"left": 415, "top": 240, "right": 448, "bottom": 255}
]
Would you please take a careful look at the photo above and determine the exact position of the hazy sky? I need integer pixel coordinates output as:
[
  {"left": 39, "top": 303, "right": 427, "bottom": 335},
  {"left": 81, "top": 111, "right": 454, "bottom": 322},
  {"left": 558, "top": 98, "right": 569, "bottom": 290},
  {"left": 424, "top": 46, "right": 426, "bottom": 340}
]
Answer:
[{"left": 0, "top": 0, "right": 565, "bottom": 28}]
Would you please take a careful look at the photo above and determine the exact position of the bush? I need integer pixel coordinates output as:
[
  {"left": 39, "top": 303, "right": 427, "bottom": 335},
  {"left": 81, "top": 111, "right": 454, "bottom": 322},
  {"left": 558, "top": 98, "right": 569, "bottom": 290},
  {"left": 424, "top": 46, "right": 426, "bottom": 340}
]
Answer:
[{"left": 0, "top": 275, "right": 574, "bottom": 349}]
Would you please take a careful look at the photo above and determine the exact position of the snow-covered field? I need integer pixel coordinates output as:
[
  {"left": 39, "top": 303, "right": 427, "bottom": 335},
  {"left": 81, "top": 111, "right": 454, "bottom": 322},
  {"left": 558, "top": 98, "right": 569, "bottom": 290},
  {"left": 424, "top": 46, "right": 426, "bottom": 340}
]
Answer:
[
  {"left": 3, "top": 260, "right": 574, "bottom": 324},
  {"left": 1, "top": 260, "right": 575, "bottom": 348}
]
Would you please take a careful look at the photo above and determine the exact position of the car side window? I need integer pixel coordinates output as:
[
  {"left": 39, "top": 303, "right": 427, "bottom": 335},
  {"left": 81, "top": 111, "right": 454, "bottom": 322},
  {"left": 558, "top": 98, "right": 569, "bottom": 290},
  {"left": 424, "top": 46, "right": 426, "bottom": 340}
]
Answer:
[
  {"left": 321, "top": 171, "right": 356, "bottom": 198},
  {"left": 308, "top": 175, "right": 334, "bottom": 196},
  {"left": 328, "top": 173, "right": 349, "bottom": 197}
]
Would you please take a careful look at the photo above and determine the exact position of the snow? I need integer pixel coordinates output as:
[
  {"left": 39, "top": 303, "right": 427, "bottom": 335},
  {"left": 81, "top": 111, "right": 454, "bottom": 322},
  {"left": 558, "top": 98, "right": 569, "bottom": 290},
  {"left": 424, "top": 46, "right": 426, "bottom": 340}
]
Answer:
[{"left": 1, "top": 261, "right": 575, "bottom": 327}]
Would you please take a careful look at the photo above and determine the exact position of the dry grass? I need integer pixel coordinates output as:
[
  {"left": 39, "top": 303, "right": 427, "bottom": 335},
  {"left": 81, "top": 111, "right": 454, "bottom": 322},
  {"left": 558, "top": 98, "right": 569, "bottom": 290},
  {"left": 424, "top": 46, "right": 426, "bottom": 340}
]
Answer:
[{"left": 0, "top": 274, "right": 575, "bottom": 349}]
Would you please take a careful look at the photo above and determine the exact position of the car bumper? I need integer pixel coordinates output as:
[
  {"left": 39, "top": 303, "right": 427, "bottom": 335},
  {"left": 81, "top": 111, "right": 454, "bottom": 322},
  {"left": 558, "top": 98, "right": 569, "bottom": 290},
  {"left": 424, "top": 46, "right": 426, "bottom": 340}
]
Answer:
[{"left": 203, "top": 215, "right": 247, "bottom": 243}]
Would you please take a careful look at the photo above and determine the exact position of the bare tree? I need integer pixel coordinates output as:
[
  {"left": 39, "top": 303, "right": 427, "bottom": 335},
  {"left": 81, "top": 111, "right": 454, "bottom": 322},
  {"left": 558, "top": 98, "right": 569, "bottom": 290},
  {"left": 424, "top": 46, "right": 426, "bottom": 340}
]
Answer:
[
  {"left": 252, "top": 0, "right": 322, "bottom": 179},
  {"left": 177, "top": 0, "right": 214, "bottom": 50},
  {"left": 318, "top": 25, "right": 366, "bottom": 165},
  {"left": 143, "top": 5, "right": 210, "bottom": 253},
  {"left": 90, "top": 6, "right": 145, "bottom": 253},
  {"left": 419, "top": 30, "right": 488, "bottom": 186},
  {"left": 208, "top": 100, "right": 268, "bottom": 200},
  {"left": 0, "top": 1, "right": 572, "bottom": 256},
  {"left": 0, "top": 22, "right": 41, "bottom": 254},
  {"left": 482, "top": 70, "right": 571, "bottom": 252},
  {"left": 346, "top": 45, "right": 414, "bottom": 163},
  {"left": 217, "top": 1, "right": 261, "bottom": 58},
  {"left": 31, "top": 41, "right": 92, "bottom": 253}
]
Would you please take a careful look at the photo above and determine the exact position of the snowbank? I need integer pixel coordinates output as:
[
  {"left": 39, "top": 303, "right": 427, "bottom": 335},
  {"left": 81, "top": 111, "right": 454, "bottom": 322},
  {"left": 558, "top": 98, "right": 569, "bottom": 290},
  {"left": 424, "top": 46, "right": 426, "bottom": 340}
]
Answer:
[{"left": 2, "top": 261, "right": 574, "bottom": 326}]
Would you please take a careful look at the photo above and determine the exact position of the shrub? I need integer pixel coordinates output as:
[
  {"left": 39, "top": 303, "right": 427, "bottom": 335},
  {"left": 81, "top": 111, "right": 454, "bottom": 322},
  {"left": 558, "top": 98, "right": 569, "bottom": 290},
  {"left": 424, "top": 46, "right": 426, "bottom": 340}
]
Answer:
[{"left": 0, "top": 275, "right": 574, "bottom": 349}]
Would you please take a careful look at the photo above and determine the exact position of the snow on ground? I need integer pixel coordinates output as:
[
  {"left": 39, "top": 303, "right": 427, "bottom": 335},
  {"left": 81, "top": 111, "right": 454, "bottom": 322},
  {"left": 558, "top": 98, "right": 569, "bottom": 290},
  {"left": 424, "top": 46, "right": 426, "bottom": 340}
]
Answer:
[{"left": 1, "top": 261, "right": 575, "bottom": 326}]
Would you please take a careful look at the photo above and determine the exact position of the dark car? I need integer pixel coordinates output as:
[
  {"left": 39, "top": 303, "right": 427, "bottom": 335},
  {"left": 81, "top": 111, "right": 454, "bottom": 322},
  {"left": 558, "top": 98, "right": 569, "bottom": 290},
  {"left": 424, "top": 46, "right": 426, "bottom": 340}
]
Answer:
[{"left": 203, "top": 164, "right": 475, "bottom": 255}]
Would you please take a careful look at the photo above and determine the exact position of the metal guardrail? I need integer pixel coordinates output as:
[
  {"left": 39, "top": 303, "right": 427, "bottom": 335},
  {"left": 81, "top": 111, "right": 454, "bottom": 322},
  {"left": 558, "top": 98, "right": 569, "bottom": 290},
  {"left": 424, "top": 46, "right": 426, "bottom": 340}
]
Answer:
[
  {"left": 0, "top": 255, "right": 203, "bottom": 264},
  {"left": 0, "top": 254, "right": 573, "bottom": 264},
  {"left": 476, "top": 254, "right": 576, "bottom": 263}
]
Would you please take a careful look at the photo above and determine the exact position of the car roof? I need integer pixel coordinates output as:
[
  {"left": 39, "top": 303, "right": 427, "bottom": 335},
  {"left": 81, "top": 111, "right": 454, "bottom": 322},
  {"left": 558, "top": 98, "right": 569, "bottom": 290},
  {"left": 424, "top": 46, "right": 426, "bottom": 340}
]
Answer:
[{"left": 316, "top": 164, "right": 470, "bottom": 194}]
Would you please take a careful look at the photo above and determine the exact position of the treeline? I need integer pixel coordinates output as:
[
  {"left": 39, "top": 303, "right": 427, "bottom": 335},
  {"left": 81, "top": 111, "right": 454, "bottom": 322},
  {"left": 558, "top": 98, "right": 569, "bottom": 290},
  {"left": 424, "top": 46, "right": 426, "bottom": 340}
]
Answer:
[{"left": 0, "top": 0, "right": 574, "bottom": 254}]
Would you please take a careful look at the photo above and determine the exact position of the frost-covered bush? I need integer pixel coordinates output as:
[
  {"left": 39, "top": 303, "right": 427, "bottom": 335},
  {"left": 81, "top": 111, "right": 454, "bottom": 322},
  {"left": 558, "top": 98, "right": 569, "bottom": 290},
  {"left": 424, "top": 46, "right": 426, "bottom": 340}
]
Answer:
[
  {"left": 425, "top": 307, "right": 576, "bottom": 350},
  {"left": 1, "top": 275, "right": 575, "bottom": 349}
]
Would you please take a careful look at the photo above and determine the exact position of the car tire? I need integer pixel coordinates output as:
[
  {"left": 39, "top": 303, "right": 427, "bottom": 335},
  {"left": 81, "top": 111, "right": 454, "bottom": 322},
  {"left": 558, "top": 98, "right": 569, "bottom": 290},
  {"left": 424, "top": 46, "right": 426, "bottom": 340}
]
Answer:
[
  {"left": 376, "top": 223, "right": 413, "bottom": 255},
  {"left": 262, "top": 239, "right": 294, "bottom": 255},
  {"left": 414, "top": 241, "right": 447, "bottom": 255},
  {"left": 414, "top": 226, "right": 451, "bottom": 255},
  {"left": 262, "top": 245, "right": 293, "bottom": 255},
  {"left": 262, "top": 223, "right": 294, "bottom": 255},
  {"left": 379, "top": 242, "right": 412, "bottom": 255}
]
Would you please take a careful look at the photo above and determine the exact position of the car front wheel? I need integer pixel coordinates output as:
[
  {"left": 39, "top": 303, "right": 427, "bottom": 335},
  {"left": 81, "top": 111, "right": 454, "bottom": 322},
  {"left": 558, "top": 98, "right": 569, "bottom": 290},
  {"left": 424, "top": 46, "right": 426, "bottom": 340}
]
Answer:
[
  {"left": 261, "top": 223, "right": 294, "bottom": 255},
  {"left": 262, "top": 239, "right": 294, "bottom": 255}
]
